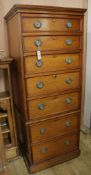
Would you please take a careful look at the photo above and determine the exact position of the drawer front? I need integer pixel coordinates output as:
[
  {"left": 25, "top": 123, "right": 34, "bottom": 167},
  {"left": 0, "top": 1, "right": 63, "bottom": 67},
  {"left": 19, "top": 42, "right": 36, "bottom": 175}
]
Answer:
[
  {"left": 28, "top": 92, "right": 80, "bottom": 119},
  {"left": 23, "top": 36, "right": 80, "bottom": 53},
  {"left": 24, "top": 53, "right": 81, "bottom": 75},
  {"left": 26, "top": 72, "right": 80, "bottom": 97},
  {"left": 32, "top": 134, "right": 79, "bottom": 163},
  {"left": 22, "top": 17, "right": 81, "bottom": 33},
  {"left": 30, "top": 113, "right": 80, "bottom": 142}
]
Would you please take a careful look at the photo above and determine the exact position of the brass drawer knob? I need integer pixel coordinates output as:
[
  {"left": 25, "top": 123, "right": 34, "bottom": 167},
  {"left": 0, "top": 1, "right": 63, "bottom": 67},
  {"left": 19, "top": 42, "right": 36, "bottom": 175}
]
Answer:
[
  {"left": 66, "top": 21, "right": 73, "bottom": 28},
  {"left": 65, "top": 58, "right": 73, "bottom": 64},
  {"left": 65, "top": 121, "right": 71, "bottom": 127},
  {"left": 36, "top": 82, "right": 44, "bottom": 89},
  {"left": 65, "top": 97, "right": 72, "bottom": 104},
  {"left": 34, "top": 20, "right": 42, "bottom": 29},
  {"left": 64, "top": 140, "right": 71, "bottom": 145},
  {"left": 65, "top": 78, "right": 73, "bottom": 84},
  {"left": 40, "top": 147, "right": 48, "bottom": 153},
  {"left": 38, "top": 103, "right": 45, "bottom": 110},
  {"left": 34, "top": 39, "right": 42, "bottom": 47},
  {"left": 65, "top": 38, "right": 73, "bottom": 45},
  {"left": 40, "top": 128, "right": 46, "bottom": 135},
  {"left": 35, "top": 60, "right": 43, "bottom": 67}
]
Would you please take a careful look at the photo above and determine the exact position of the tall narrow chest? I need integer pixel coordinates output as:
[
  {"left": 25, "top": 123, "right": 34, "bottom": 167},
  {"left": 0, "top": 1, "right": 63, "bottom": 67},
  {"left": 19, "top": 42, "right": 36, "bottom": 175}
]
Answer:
[{"left": 5, "top": 5, "right": 86, "bottom": 173}]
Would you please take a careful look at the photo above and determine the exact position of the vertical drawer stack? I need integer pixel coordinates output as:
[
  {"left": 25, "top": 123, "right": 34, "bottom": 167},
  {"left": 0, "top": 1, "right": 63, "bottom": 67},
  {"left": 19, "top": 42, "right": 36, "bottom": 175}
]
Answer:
[{"left": 5, "top": 5, "right": 86, "bottom": 173}]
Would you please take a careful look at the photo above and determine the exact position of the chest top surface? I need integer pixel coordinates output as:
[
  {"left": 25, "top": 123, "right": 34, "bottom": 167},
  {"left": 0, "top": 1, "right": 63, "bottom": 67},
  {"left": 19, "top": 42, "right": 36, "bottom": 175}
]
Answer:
[{"left": 5, "top": 4, "right": 87, "bottom": 20}]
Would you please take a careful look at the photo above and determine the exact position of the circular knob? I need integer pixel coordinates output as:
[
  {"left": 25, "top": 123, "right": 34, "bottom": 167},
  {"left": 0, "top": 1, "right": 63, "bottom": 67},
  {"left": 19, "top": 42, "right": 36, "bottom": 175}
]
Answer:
[
  {"left": 34, "top": 20, "right": 42, "bottom": 29},
  {"left": 40, "top": 128, "right": 46, "bottom": 135},
  {"left": 34, "top": 39, "right": 42, "bottom": 47},
  {"left": 66, "top": 21, "right": 73, "bottom": 28},
  {"left": 40, "top": 147, "right": 48, "bottom": 153},
  {"left": 65, "top": 97, "right": 72, "bottom": 104},
  {"left": 65, "top": 58, "right": 73, "bottom": 64},
  {"left": 65, "top": 78, "right": 73, "bottom": 84},
  {"left": 35, "top": 60, "right": 43, "bottom": 67},
  {"left": 64, "top": 140, "right": 71, "bottom": 145},
  {"left": 65, "top": 121, "right": 71, "bottom": 127},
  {"left": 36, "top": 82, "right": 44, "bottom": 89},
  {"left": 66, "top": 38, "right": 73, "bottom": 45},
  {"left": 38, "top": 103, "right": 45, "bottom": 110}
]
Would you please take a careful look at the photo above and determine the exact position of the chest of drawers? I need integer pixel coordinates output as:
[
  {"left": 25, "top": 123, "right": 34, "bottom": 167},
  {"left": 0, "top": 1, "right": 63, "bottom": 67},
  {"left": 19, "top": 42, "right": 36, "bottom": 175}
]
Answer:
[{"left": 5, "top": 5, "right": 86, "bottom": 173}]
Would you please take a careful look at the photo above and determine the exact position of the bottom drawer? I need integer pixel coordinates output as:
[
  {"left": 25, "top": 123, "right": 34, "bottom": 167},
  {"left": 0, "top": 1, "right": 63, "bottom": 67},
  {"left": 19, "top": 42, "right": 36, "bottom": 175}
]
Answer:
[{"left": 32, "top": 134, "right": 79, "bottom": 163}]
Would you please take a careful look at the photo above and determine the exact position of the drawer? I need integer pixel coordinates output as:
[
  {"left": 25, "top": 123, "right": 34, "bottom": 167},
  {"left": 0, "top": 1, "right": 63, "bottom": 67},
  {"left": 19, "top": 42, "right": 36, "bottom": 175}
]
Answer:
[
  {"left": 28, "top": 92, "right": 80, "bottom": 119},
  {"left": 23, "top": 36, "right": 81, "bottom": 53},
  {"left": 24, "top": 53, "right": 81, "bottom": 75},
  {"left": 30, "top": 113, "right": 80, "bottom": 142},
  {"left": 26, "top": 72, "right": 80, "bottom": 97},
  {"left": 22, "top": 17, "right": 81, "bottom": 33},
  {"left": 32, "top": 134, "right": 79, "bottom": 163}
]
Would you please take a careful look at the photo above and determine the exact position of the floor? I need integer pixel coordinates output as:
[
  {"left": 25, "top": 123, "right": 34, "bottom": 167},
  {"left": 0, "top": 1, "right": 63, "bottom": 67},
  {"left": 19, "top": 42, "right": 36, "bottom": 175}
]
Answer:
[{"left": 6, "top": 132, "right": 91, "bottom": 175}]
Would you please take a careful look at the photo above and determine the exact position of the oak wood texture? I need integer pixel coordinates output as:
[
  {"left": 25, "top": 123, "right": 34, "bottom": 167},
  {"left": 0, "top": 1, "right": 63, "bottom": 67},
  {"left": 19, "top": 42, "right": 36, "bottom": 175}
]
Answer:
[
  {"left": 5, "top": 5, "right": 86, "bottom": 20},
  {"left": 24, "top": 53, "right": 81, "bottom": 76},
  {"left": 0, "top": 125, "right": 6, "bottom": 173},
  {"left": 28, "top": 92, "right": 80, "bottom": 119},
  {"left": 32, "top": 133, "right": 79, "bottom": 163},
  {"left": 0, "top": 99, "right": 15, "bottom": 147},
  {"left": 23, "top": 35, "right": 81, "bottom": 53},
  {"left": 26, "top": 72, "right": 80, "bottom": 97},
  {"left": 5, "top": 4, "right": 86, "bottom": 173},
  {"left": 22, "top": 17, "right": 81, "bottom": 33},
  {"left": 30, "top": 113, "right": 80, "bottom": 143},
  {"left": 3, "top": 132, "right": 91, "bottom": 175},
  {"left": 0, "top": 59, "right": 18, "bottom": 161}
]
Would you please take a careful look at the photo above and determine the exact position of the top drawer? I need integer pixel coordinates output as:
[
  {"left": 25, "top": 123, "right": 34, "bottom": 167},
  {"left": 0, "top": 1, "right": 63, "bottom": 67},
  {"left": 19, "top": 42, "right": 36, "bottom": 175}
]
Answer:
[{"left": 22, "top": 17, "right": 81, "bottom": 33}]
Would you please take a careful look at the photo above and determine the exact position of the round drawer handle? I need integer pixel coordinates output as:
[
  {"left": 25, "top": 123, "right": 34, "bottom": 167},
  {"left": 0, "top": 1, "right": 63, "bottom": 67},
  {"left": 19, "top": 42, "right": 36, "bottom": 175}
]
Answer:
[
  {"left": 65, "top": 97, "right": 72, "bottom": 104},
  {"left": 34, "top": 39, "right": 42, "bottom": 47},
  {"left": 66, "top": 21, "right": 73, "bottom": 28},
  {"left": 65, "top": 121, "right": 72, "bottom": 127},
  {"left": 65, "top": 38, "right": 73, "bottom": 45},
  {"left": 35, "top": 60, "right": 43, "bottom": 67},
  {"left": 38, "top": 103, "right": 45, "bottom": 110},
  {"left": 64, "top": 140, "right": 71, "bottom": 145},
  {"left": 65, "top": 78, "right": 73, "bottom": 84},
  {"left": 65, "top": 58, "right": 73, "bottom": 64},
  {"left": 36, "top": 82, "right": 44, "bottom": 89},
  {"left": 34, "top": 20, "right": 42, "bottom": 29},
  {"left": 40, "top": 147, "right": 48, "bottom": 153},
  {"left": 40, "top": 128, "right": 46, "bottom": 135}
]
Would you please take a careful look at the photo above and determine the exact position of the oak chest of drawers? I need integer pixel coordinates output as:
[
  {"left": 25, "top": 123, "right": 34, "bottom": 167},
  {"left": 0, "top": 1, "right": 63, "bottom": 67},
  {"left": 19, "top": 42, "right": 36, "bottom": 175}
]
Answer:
[{"left": 5, "top": 5, "right": 86, "bottom": 173}]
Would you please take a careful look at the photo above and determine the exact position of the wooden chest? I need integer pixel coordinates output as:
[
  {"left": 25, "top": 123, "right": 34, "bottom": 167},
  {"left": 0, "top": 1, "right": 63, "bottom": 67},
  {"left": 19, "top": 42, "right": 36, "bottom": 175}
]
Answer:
[{"left": 5, "top": 5, "right": 86, "bottom": 173}]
